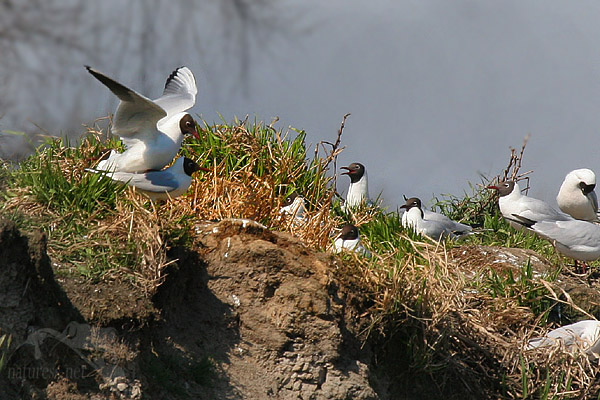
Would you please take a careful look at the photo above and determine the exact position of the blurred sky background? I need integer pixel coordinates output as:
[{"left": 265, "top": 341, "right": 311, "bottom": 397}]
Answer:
[{"left": 2, "top": 0, "right": 600, "bottom": 209}]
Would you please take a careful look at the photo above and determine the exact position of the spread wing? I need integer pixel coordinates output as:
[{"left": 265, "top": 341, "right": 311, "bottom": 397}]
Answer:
[
  {"left": 153, "top": 66, "right": 197, "bottom": 116},
  {"left": 86, "top": 66, "right": 167, "bottom": 138}
]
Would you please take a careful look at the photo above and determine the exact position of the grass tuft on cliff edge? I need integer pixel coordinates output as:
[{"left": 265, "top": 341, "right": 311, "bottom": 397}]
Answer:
[{"left": 0, "top": 119, "right": 596, "bottom": 399}]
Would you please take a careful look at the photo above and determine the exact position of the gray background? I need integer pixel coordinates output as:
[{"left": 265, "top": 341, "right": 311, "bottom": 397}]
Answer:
[{"left": 2, "top": 0, "right": 599, "bottom": 209}]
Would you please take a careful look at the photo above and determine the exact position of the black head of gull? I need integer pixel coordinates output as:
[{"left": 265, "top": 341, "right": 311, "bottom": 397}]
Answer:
[
  {"left": 400, "top": 197, "right": 424, "bottom": 218},
  {"left": 180, "top": 114, "right": 200, "bottom": 140},
  {"left": 339, "top": 224, "right": 359, "bottom": 241},
  {"left": 341, "top": 162, "right": 365, "bottom": 183},
  {"left": 487, "top": 180, "right": 515, "bottom": 197}
]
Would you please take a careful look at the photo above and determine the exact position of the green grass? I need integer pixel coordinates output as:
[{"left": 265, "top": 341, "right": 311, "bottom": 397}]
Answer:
[
  {"left": 0, "top": 119, "right": 590, "bottom": 399},
  {"left": 186, "top": 117, "right": 328, "bottom": 203},
  {"left": 7, "top": 136, "right": 127, "bottom": 216},
  {"left": 481, "top": 259, "right": 558, "bottom": 317}
]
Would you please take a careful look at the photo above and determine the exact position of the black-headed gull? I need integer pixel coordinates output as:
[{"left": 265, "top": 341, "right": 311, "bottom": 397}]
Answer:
[
  {"left": 487, "top": 180, "right": 570, "bottom": 229},
  {"left": 279, "top": 192, "right": 307, "bottom": 220},
  {"left": 86, "top": 66, "right": 200, "bottom": 173},
  {"left": 528, "top": 320, "right": 600, "bottom": 358},
  {"left": 400, "top": 197, "right": 472, "bottom": 240},
  {"left": 556, "top": 168, "right": 599, "bottom": 222},
  {"left": 340, "top": 162, "right": 371, "bottom": 211},
  {"left": 88, "top": 157, "right": 204, "bottom": 202},
  {"left": 513, "top": 215, "right": 600, "bottom": 263},
  {"left": 333, "top": 224, "right": 370, "bottom": 257}
]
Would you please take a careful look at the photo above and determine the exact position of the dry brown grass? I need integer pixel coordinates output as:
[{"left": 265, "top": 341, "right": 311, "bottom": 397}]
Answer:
[
  {"left": 338, "top": 221, "right": 599, "bottom": 398},
  {"left": 5, "top": 124, "right": 596, "bottom": 398},
  {"left": 2, "top": 118, "right": 355, "bottom": 293}
]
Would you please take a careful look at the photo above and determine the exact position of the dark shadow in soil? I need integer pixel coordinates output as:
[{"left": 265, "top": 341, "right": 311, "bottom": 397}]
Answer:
[
  {"left": 141, "top": 245, "right": 241, "bottom": 399},
  {"left": 0, "top": 218, "right": 87, "bottom": 399}
]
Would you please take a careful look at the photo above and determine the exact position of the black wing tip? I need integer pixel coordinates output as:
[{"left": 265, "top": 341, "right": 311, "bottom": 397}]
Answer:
[
  {"left": 85, "top": 65, "right": 103, "bottom": 79},
  {"left": 508, "top": 214, "right": 537, "bottom": 228},
  {"left": 164, "top": 66, "right": 188, "bottom": 89}
]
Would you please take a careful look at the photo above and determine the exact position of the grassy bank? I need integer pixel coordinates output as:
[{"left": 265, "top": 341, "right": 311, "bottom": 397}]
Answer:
[{"left": 1, "top": 118, "right": 597, "bottom": 398}]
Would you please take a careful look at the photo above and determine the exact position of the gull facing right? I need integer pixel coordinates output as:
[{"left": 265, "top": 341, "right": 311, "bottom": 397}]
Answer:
[
  {"left": 556, "top": 168, "right": 599, "bottom": 222},
  {"left": 86, "top": 65, "right": 201, "bottom": 173},
  {"left": 87, "top": 157, "right": 205, "bottom": 202}
]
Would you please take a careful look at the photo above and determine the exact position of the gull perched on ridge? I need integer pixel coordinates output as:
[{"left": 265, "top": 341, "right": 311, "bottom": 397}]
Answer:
[
  {"left": 332, "top": 224, "right": 370, "bottom": 257},
  {"left": 400, "top": 197, "right": 472, "bottom": 240},
  {"left": 87, "top": 157, "right": 206, "bottom": 202},
  {"left": 279, "top": 192, "right": 307, "bottom": 220},
  {"left": 510, "top": 214, "right": 600, "bottom": 266},
  {"left": 86, "top": 65, "right": 200, "bottom": 173},
  {"left": 556, "top": 168, "right": 599, "bottom": 222},
  {"left": 487, "top": 180, "right": 570, "bottom": 229},
  {"left": 340, "top": 162, "right": 371, "bottom": 211}
]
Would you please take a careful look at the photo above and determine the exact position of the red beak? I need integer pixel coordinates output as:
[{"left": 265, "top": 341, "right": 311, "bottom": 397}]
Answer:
[
  {"left": 486, "top": 185, "right": 498, "bottom": 190},
  {"left": 340, "top": 166, "right": 351, "bottom": 175},
  {"left": 191, "top": 128, "right": 201, "bottom": 140}
]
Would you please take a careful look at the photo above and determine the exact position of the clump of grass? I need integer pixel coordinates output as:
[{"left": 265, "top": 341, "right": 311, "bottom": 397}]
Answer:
[
  {"left": 0, "top": 132, "right": 171, "bottom": 286},
  {"left": 9, "top": 136, "right": 127, "bottom": 216},
  {"left": 1, "top": 118, "right": 595, "bottom": 399},
  {"left": 0, "top": 117, "right": 344, "bottom": 289},
  {"left": 340, "top": 136, "right": 596, "bottom": 398},
  {"left": 170, "top": 115, "right": 345, "bottom": 248}
]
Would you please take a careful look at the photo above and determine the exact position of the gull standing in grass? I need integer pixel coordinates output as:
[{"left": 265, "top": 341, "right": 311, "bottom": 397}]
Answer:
[
  {"left": 279, "top": 192, "right": 307, "bottom": 220},
  {"left": 87, "top": 157, "right": 207, "bottom": 202},
  {"left": 333, "top": 224, "right": 370, "bottom": 257},
  {"left": 86, "top": 65, "right": 201, "bottom": 173},
  {"left": 510, "top": 213, "right": 600, "bottom": 269},
  {"left": 487, "top": 180, "right": 570, "bottom": 229},
  {"left": 528, "top": 320, "right": 600, "bottom": 359},
  {"left": 340, "top": 162, "right": 370, "bottom": 211},
  {"left": 556, "top": 168, "right": 599, "bottom": 222},
  {"left": 400, "top": 197, "right": 472, "bottom": 240}
]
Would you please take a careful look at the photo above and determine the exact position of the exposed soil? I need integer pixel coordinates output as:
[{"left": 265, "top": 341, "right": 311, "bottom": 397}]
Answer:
[
  {"left": 0, "top": 219, "right": 381, "bottom": 399},
  {"left": 3, "top": 217, "right": 599, "bottom": 399}
]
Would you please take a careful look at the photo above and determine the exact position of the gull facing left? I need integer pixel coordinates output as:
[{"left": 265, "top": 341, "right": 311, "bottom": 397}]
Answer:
[
  {"left": 400, "top": 197, "right": 472, "bottom": 240},
  {"left": 340, "top": 162, "right": 370, "bottom": 211}
]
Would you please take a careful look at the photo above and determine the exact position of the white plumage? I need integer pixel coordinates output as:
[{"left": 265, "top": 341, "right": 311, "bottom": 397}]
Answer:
[
  {"left": 87, "top": 157, "right": 201, "bottom": 202},
  {"left": 340, "top": 162, "right": 371, "bottom": 211},
  {"left": 528, "top": 320, "right": 600, "bottom": 359},
  {"left": 87, "top": 66, "right": 200, "bottom": 173},
  {"left": 333, "top": 224, "right": 370, "bottom": 257},
  {"left": 400, "top": 197, "right": 472, "bottom": 240},
  {"left": 556, "top": 168, "right": 599, "bottom": 222}
]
